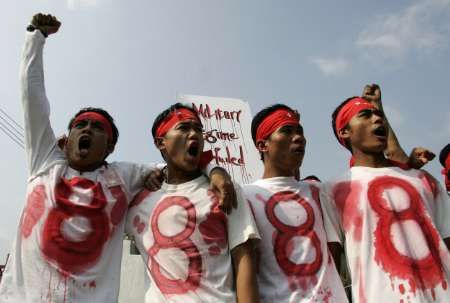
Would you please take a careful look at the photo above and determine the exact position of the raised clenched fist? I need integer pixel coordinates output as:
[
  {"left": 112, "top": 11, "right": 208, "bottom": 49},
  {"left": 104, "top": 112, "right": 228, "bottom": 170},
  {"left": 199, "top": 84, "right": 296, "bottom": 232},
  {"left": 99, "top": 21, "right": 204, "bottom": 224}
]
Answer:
[
  {"left": 31, "top": 13, "right": 61, "bottom": 36},
  {"left": 362, "top": 83, "right": 382, "bottom": 110}
]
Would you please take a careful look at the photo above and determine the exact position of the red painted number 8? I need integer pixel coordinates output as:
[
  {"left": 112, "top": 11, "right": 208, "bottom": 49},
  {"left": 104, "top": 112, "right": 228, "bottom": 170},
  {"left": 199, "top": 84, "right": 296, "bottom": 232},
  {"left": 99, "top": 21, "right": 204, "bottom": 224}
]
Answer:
[
  {"left": 265, "top": 191, "right": 322, "bottom": 276},
  {"left": 41, "top": 177, "right": 110, "bottom": 275},
  {"left": 149, "top": 196, "right": 202, "bottom": 294},
  {"left": 368, "top": 176, "right": 444, "bottom": 282}
]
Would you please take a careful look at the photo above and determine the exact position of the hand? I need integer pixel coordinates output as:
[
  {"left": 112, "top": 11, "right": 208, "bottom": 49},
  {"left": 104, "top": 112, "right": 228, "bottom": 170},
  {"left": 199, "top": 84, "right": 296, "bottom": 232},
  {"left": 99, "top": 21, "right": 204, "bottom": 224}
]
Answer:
[
  {"left": 408, "top": 147, "right": 436, "bottom": 169},
  {"left": 209, "top": 168, "right": 237, "bottom": 214},
  {"left": 143, "top": 168, "right": 165, "bottom": 191},
  {"left": 362, "top": 83, "right": 382, "bottom": 110},
  {"left": 56, "top": 135, "right": 67, "bottom": 150},
  {"left": 31, "top": 13, "right": 61, "bottom": 36}
]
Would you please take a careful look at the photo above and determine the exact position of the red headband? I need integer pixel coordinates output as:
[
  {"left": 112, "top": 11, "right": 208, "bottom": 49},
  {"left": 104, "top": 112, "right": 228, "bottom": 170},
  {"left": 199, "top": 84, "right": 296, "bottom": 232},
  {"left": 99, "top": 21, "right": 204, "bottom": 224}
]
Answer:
[
  {"left": 256, "top": 109, "right": 300, "bottom": 142},
  {"left": 443, "top": 155, "right": 450, "bottom": 190},
  {"left": 71, "top": 112, "right": 113, "bottom": 140},
  {"left": 445, "top": 154, "right": 450, "bottom": 169},
  {"left": 335, "top": 97, "right": 377, "bottom": 146},
  {"left": 155, "top": 108, "right": 212, "bottom": 169},
  {"left": 156, "top": 108, "right": 201, "bottom": 138}
]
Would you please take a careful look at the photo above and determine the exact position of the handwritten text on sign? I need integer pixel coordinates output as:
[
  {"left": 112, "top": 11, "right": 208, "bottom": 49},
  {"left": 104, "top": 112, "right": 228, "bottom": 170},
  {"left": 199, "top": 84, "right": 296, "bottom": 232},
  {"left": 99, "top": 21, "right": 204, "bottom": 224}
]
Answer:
[{"left": 177, "top": 95, "right": 262, "bottom": 184}]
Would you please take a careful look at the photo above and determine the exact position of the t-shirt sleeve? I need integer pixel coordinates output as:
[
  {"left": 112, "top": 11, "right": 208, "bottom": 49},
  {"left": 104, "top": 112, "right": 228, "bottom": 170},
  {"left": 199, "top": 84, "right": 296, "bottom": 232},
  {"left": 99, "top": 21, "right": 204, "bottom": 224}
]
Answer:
[
  {"left": 320, "top": 182, "right": 344, "bottom": 244},
  {"left": 433, "top": 182, "right": 450, "bottom": 239},
  {"left": 114, "top": 162, "right": 159, "bottom": 201},
  {"left": 227, "top": 183, "right": 261, "bottom": 250},
  {"left": 21, "top": 31, "right": 64, "bottom": 176}
]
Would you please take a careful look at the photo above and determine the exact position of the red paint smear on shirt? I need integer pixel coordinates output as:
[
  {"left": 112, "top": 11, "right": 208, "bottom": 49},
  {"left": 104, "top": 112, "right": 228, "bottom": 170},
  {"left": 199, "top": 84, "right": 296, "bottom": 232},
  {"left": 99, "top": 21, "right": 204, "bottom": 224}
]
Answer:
[
  {"left": 133, "top": 215, "right": 145, "bottom": 234},
  {"left": 332, "top": 181, "right": 363, "bottom": 241},
  {"left": 110, "top": 186, "right": 127, "bottom": 225},
  {"left": 287, "top": 275, "right": 318, "bottom": 293},
  {"left": 208, "top": 246, "right": 221, "bottom": 256},
  {"left": 199, "top": 191, "right": 228, "bottom": 255},
  {"left": 368, "top": 176, "right": 446, "bottom": 298},
  {"left": 356, "top": 259, "right": 367, "bottom": 303},
  {"left": 21, "top": 184, "right": 46, "bottom": 238},
  {"left": 321, "top": 287, "right": 333, "bottom": 303},
  {"left": 41, "top": 177, "right": 110, "bottom": 276},
  {"left": 130, "top": 189, "right": 151, "bottom": 208},
  {"left": 419, "top": 171, "right": 439, "bottom": 200}
]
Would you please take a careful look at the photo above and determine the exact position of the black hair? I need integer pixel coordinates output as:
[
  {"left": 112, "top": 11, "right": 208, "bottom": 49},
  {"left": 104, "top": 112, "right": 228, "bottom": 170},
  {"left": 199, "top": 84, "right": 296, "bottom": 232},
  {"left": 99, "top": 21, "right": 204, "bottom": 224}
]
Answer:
[
  {"left": 151, "top": 103, "right": 200, "bottom": 140},
  {"left": 251, "top": 103, "right": 296, "bottom": 161},
  {"left": 68, "top": 107, "right": 119, "bottom": 145},
  {"left": 439, "top": 143, "right": 450, "bottom": 167},
  {"left": 331, "top": 96, "right": 359, "bottom": 152}
]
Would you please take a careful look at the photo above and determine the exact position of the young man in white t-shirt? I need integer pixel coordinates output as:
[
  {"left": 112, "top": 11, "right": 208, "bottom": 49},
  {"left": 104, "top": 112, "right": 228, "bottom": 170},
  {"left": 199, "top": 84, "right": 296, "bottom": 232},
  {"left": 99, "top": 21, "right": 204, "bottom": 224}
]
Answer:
[
  {"left": 125, "top": 103, "right": 260, "bottom": 303},
  {"left": 242, "top": 104, "right": 348, "bottom": 302},
  {"left": 0, "top": 14, "right": 236, "bottom": 303},
  {"left": 321, "top": 90, "right": 450, "bottom": 302}
]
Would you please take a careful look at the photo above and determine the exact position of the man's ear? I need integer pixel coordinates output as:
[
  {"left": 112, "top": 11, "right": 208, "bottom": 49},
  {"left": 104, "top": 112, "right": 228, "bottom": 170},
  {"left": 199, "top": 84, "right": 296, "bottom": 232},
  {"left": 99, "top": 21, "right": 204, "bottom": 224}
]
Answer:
[
  {"left": 256, "top": 139, "right": 268, "bottom": 153},
  {"left": 155, "top": 137, "right": 165, "bottom": 152},
  {"left": 338, "top": 127, "right": 350, "bottom": 142},
  {"left": 107, "top": 142, "right": 115, "bottom": 154}
]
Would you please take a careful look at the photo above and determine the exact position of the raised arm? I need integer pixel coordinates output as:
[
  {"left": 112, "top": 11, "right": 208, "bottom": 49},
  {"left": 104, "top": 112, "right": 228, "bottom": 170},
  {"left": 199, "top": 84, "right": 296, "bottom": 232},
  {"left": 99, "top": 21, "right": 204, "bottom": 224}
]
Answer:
[
  {"left": 21, "top": 13, "right": 62, "bottom": 175},
  {"left": 361, "top": 84, "right": 435, "bottom": 168}
]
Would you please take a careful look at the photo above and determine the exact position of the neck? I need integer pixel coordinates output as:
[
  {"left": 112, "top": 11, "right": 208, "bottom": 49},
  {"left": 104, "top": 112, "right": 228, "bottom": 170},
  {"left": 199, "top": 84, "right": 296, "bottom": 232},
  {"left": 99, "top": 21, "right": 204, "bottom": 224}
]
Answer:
[
  {"left": 351, "top": 149, "right": 391, "bottom": 168},
  {"left": 166, "top": 163, "right": 202, "bottom": 185},
  {"left": 68, "top": 161, "right": 105, "bottom": 173},
  {"left": 262, "top": 160, "right": 296, "bottom": 179}
]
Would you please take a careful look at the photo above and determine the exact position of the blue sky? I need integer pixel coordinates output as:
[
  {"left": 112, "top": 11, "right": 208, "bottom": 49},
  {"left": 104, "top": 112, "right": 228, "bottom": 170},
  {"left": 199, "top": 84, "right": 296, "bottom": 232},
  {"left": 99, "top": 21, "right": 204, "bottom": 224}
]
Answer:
[{"left": 0, "top": 0, "right": 449, "bottom": 259}]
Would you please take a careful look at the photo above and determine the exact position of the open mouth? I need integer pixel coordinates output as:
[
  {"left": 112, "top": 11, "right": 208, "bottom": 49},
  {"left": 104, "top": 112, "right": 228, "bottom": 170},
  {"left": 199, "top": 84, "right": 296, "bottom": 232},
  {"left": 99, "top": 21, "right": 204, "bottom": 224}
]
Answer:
[
  {"left": 78, "top": 136, "right": 91, "bottom": 156},
  {"left": 292, "top": 148, "right": 305, "bottom": 154},
  {"left": 187, "top": 141, "right": 199, "bottom": 157},
  {"left": 292, "top": 145, "right": 305, "bottom": 154},
  {"left": 373, "top": 125, "right": 387, "bottom": 138}
]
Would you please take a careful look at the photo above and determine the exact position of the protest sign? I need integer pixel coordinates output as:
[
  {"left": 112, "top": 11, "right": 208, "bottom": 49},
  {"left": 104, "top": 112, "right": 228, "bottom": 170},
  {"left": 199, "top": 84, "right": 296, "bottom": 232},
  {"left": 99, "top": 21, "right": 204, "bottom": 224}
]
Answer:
[{"left": 177, "top": 94, "right": 263, "bottom": 184}]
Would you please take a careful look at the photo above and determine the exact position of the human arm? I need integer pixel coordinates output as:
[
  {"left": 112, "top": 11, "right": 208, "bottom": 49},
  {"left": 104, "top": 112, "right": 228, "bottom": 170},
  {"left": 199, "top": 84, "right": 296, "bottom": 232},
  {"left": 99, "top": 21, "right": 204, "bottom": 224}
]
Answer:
[
  {"left": 228, "top": 185, "right": 261, "bottom": 302},
  {"left": 361, "top": 84, "right": 409, "bottom": 164},
  {"left": 21, "top": 13, "right": 63, "bottom": 175},
  {"left": 144, "top": 164, "right": 238, "bottom": 214},
  {"left": 362, "top": 84, "right": 435, "bottom": 168},
  {"left": 231, "top": 241, "right": 260, "bottom": 303}
]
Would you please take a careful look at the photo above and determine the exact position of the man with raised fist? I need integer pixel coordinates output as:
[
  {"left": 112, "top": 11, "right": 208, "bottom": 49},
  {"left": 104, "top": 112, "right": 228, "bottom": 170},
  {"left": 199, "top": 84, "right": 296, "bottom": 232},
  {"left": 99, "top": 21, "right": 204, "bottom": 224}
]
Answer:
[{"left": 321, "top": 87, "right": 450, "bottom": 302}]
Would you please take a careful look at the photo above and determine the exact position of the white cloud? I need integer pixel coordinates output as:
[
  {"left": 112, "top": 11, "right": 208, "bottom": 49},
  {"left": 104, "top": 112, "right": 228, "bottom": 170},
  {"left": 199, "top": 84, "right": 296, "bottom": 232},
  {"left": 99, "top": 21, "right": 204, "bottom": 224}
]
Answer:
[
  {"left": 310, "top": 57, "right": 350, "bottom": 76},
  {"left": 356, "top": 0, "right": 450, "bottom": 59},
  {"left": 67, "top": 0, "right": 98, "bottom": 10}
]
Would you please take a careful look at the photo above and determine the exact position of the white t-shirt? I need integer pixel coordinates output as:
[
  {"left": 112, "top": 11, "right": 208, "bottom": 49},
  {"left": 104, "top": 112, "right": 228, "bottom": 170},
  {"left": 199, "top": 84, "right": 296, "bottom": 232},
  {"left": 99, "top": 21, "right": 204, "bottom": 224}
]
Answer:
[
  {"left": 243, "top": 177, "right": 348, "bottom": 303},
  {"left": 322, "top": 166, "right": 450, "bottom": 303},
  {"left": 126, "top": 175, "right": 260, "bottom": 303},
  {"left": 0, "top": 31, "right": 156, "bottom": 303}
]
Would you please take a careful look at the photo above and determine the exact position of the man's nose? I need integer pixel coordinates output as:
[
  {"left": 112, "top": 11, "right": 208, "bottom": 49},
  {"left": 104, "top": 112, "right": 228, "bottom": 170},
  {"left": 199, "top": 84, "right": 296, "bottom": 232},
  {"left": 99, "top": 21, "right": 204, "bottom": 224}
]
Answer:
[{"left": 293, "top": 133, "right": 306, "bottom": 145}]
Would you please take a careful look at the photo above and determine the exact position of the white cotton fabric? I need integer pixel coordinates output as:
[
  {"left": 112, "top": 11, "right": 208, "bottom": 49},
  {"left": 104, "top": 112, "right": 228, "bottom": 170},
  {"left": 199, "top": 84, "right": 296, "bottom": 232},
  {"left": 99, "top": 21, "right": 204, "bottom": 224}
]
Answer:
[
  {"left": 0, "top": 31, "right": 157, "bottom": 303},
  {"left": 126, "top": 175, "right": 260, "bottom": 303},
  {"left": 321, "top": 166, "right": 450, "bottom": 303},
  {"left": 243, "top": 177, "right": 348, "bottom": 303}
]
